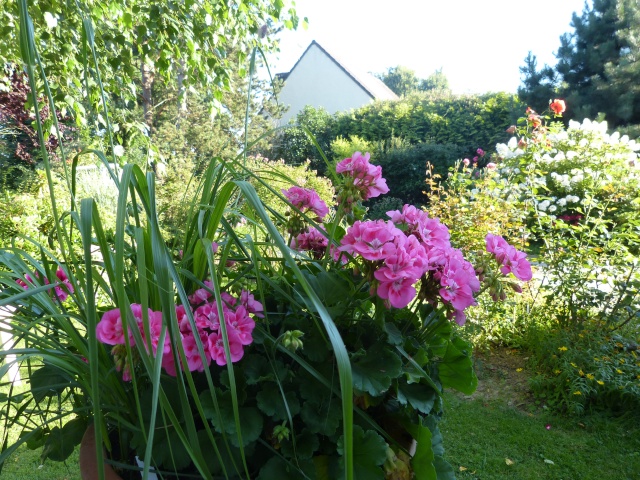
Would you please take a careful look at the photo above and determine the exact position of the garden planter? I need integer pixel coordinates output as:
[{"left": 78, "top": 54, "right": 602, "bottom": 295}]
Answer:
[
  {"left": 79, "top": 424, "right": 159, "bottom": 480},
  {"left": 79, "top": 424, "right": 123, "bottom": 480}
]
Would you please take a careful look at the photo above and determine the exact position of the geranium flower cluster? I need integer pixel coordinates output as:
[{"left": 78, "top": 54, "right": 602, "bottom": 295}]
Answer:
[
  {"left": 485, "top": 234, "right": 533, "bottom": 282},
  {"left": 96, "top": 287, "right": 263, "bottom": 380},
  {"left": 16, "top": 267, "right": 73, "bottom": 302},
  {"left": 290, "top": 227, "right": 328, "bottom": 259},
  {"left": 339, "top": 204, "right": 481, "bottom": 324},
  {"left": 286, "top": 154, "right": 534, "bottom": 325},
  {"left": 282, "top": 186, "right": 329, "bottom": 236},
  {"left": 282, "top": 186, "right": 329, "bottom": 220},
  {"left": 336, "top": 151, "right": 389, "bottom": 206}
]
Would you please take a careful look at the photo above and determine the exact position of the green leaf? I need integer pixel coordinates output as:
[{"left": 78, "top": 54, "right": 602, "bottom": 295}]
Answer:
[
  {"left": 337, "top": 425, "right": 387, "bottom": 480},
  {"left": 30, "top": 364, "right": 73, "bottom": 402},
  {"left": 22, "top": 429, "right": 46, "bottom": 450},
  {"left": 256, "top": 384, "right": 300, "bottom": 422},
  {"left": 300, "top": 270, "right": 351, "bottom": 317},
  {"left": 410, "top": 423, "right": 436, "bottom": 480},
  {"left": 243, "top": 354, "right": 274, "bottom": 385},
  {"left": 437, "top": 336, "right": 477, "bottom": 395},
  {"left": 280, "top": 429, "right": 320, "bottom": 460},
  {"left": 384, "top": 322, "right": 403, "bottom": 346},
  {"left": 433, "top": 456, "right": 456, "bottom": 480},
  {"left": 352, "top": 345, "right": 402, "bottom": 396},
  {"left": 300, "top": 398, "right": 342, "bottom": 437},
  {"left": 208, "top": 405, "right": 263, "bottom": 448},
  {"left": 257, "top": 456, "right": 315, "bottom": 480},
  {"left": 41, "top": 417, "right": 87, "bottom": 462},
  {"left": 397, "top": 382, "right": 437, "bottom": 414}
]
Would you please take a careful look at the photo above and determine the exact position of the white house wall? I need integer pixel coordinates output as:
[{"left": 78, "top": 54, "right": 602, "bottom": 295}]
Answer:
[{"left": 278, "top": 44, "right": 374, "bottom": 125}]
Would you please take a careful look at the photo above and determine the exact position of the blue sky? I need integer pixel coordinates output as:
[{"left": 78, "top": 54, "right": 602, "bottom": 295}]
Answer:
[{"left": 267, "top": 0, "right": 589, "bottom": 94}]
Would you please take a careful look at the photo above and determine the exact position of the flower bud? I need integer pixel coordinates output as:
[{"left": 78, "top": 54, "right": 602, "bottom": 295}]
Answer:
[
  {"left": 282, "top": 330, "right": 304, "bottom": 352},
  {"left": 509, "top": 282, "right": 523, "bottom": 293}
]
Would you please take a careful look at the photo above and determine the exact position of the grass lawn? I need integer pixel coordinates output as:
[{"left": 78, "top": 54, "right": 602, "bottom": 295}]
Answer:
[
  {"left": 0, "top": 445, "right": 80, "bottom": 480},
  {"left": 442, "top": 348, "right": 640, "bottom": 480}
]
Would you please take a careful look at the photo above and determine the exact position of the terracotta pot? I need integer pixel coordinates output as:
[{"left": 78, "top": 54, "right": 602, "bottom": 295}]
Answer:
[{"left": 79, "top": 424, "right": 123, "bottom": 480}]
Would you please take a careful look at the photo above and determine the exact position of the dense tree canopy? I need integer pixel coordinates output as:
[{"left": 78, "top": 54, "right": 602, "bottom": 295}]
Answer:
[{"left": 519, "top": 0, "right": 640, "bottom": 128}]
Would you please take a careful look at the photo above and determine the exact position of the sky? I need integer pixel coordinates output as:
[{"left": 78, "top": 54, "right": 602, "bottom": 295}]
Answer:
[{"left": 266, "top": 0, "right": 589, "bottom": 94}]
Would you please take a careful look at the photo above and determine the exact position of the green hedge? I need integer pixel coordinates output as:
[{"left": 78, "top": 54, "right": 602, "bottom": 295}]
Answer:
[
  {"left": 334, "top": 92, "right": 523, "bottom": 152},
  {"left": 271, "top": 92, "right": 523, "bottom": 176}
]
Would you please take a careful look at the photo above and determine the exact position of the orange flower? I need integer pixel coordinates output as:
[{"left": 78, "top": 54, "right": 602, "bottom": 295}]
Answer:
[{"left": 550, "top": 99, "right": 566, "bottom": 115}]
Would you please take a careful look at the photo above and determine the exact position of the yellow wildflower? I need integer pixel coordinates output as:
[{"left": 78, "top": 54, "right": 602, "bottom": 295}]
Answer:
[
  {"left": 570, "top": 362, "right": 578, "bottom": 368},
  {"left": 516, "top": 368, "right": 523, "bottom": 372},
  {"left": 573, "top": 391, "right": 582, "bottom": 395},
  {"left": 597, "top": 380, "right": 605, "bottom": 386},
  {"left": 578, "top": 370, "right": 585, "bottom": 377},
  {"left": 554, "top": 369, "right": 561, "bottom": 375},
  {"left": 616, "top": 369, "right": 623, "bottom": 374},
  {"left": 558, "top": 346, "right": 568, "bottom": 352},
  {"left": 619, "top": 359, "right": 625, "bottom": 364},
  {"left": 586, "top": 373, "right": 595, "bottom": 380}
]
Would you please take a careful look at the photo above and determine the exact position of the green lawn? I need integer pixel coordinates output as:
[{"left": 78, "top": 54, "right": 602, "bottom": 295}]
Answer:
[
  {"left": 1, "top": 445, "right": 80, "bottom": 480},
  {"left": 441, "top": 350, "right": 640, "bottom": 480}
]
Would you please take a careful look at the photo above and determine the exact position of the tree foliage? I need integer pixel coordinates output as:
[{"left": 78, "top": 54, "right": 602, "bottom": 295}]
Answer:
[
  {"left": 0, "top": 0, "right": 302, "bottom": 129},
  {"left": 517, "top": 52, "right": 557, "bottom": 114},
  {"left": 377, "top": 65, "right": 450, "bottom": 97},
  {"left": 519, "top": 0, "right": 640, "bottom": 128}
]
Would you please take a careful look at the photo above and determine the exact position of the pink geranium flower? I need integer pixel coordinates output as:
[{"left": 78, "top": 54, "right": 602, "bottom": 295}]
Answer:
[
  {"left": 486, "top": 234, "right": 533, "bottom": 281},
  {"left": 337, "top": 152, "right": 389, "bottom": 200},
  {"left": 282, "top": 186, "right": 329, "bottom": 219},
  {"left": 96, "top": 308, "right": 127, "bottom": 345},
  {"left": 182, "top": 331, "right": 211, "bottom": 372},
  {"left": 239, "top": 290, "right": 264, "bottom": 318},
  {"left": 500, "top": 247, "right": 533, "bottom": 281},
  {"left": 208, "top": 329, "right": 245, "bottom": 366},
  {"left": 377, "top": 276, "right": 417, "bottom": 309},
  {"left": 291, "top": 227, "right": 328, "bottom": 258},
  {"left": 339, "top": 220, "right": 401, "bottom": 261},
  {"left": 225, "top": 306, "right": 255, "bottom": 346}
]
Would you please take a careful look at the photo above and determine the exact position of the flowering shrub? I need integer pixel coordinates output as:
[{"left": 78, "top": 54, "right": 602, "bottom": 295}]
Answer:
[{"left": 429, "top": 103, "right": 640, "bottom": 415}]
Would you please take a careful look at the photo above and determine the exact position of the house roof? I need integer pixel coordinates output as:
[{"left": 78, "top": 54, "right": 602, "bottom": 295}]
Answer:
[{"left": 277, "top": 40, "right": 398, "bottom": 101}]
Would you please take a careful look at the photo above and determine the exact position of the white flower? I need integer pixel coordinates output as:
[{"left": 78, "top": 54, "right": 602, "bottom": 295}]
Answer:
[
  {"left": 113, "top": 145, "right": 125, "bottom": 157},
  {"left": 566, "top": 151, "right": 578, "bottom": 160},
  {"left": 496, "top": 143, "right": 510, "bottom": 158},
  {"left": 508, "top": 137, "right": 518, "bottom": 150},
  {"left": 558, "top": 198, "right": 567, "bottom": 207},
  {"left": 538, "top": 200, "right": 550, "bottom": 211},
  {"left": 44, "top": 12, "right": 58, "bottom": 29},
  {"left": 549, "top": 205, "right": 557, "bottom": 212}
]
